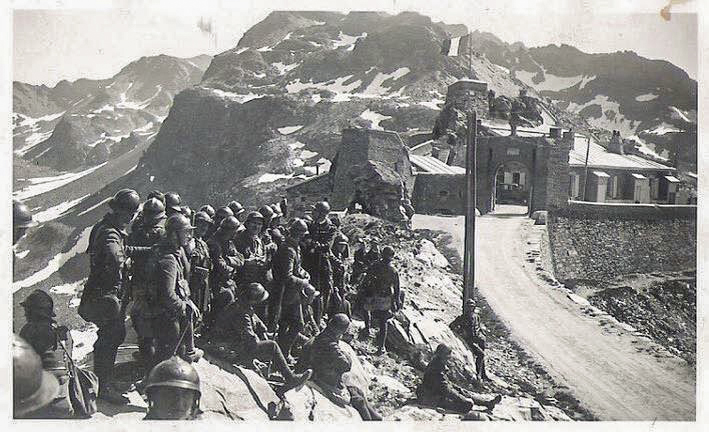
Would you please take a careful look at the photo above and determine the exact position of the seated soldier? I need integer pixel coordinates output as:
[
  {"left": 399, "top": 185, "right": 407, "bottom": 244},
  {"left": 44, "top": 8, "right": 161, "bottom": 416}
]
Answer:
[
  {"left": 417, "top": 344, "right": 501, "bottom": 414},
  {"left": 19, "top": 290, "right": 73, "bottom": 418},
  {"left": 144, "top": 356, "right": 201, "bottom": 420},
  {"left": 213, "top": 282, "right": 312, "bottom": 395},
  {"left": 298, "top": 314, "right": 381, "bottom": 420}
]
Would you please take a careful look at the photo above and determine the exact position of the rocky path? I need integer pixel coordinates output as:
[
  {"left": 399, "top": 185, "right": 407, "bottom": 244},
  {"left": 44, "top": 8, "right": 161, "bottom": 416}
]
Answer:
[{"left": 412, "top": 207, "right": 695, "bottom": 421}]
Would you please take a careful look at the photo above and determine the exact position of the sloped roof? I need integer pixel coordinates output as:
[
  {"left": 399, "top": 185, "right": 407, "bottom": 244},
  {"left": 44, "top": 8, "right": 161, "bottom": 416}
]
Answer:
[
  {"left": 570, "top": 136, "right": 674, "bottom": 171},
  {"left": 410, "top": 155, "right": 466, "bottom": 175}
]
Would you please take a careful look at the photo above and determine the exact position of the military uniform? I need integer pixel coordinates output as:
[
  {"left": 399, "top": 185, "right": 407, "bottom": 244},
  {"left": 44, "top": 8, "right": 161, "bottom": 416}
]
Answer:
[
  {"left": 362, "top": 258, "right": 401, "bottom": 350},
  {"left": 305, "top": 219, "right": 337, "bottom": 323},
  {"left": 82, "top": 212, "right": 150, "bottom": 390},
  {"left": 272, "top": 237, "right": 310, "bottom": 358},
  {"left": 19, "top": 321, "right": 73, "bottom": 418},
  {"left": 450, "top": 308, "right": 488, "bottom": 380},
  {"left": 417, "top": 355, "right": 473, "bottom": 413},
  {"left": 189, "top": 236, "right": 212, "bottom": 319},
  {"left": 233, "top": 230, "right": 272, "bottom": 320},
  {"left": 127, "top": 217, "right": 165, "bottom": 366},
  {"left": 329, "top": 249, "right": 351, "bottom": 317},
  {"left": 206, "top": 234, "right": 244, "bottom": 321},
  {"left": 148, "top": 240, "right": 192, "bottom": 366}
]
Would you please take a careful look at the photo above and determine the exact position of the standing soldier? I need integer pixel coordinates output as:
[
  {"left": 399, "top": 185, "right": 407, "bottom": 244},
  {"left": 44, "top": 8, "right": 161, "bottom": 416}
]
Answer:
[
  {"left": 233, "top": 211, "right": 272, "bottom": 321},
  {"left": 164, "top": 192, "right": 183, "bottom": 218},
  {"left": 127, "top": 197, "right": 166, "bottom": 373},
  {"left": 362, "top": 246, "right": 401, "bottom": 354},
  {"left": 329, "top": 233, "right": 352, "bottom": 317},
  {"left": 450, "top": 298, "right": 489, "bottom": 381},
  {"left": 144, "top": 356, "right": 202, "bottom": 420},
  {"left": 189, "top": 211, "right": 213, "bottom": 325},
  {"left": 79, "top": 188, "right": 149, "bottom": 404},
  {"left": 305, "top": 201, "right": 338, "bottom": 327},
  {"left": 205, "top": 216, "right": 244, "bottom": 326},
  {"left": 19, "top": 290, "right": 73, "bottom": 418},
  {"left": 199, "top": 204, "right": 216, "bottom": 220},
  {"left": 13, "top": 199, "right": 38, "bottom": 246},
  {"left": 149, "top": 214, "right": 202, "bottom": 369},
  {"left": 272, "top": 219, "right": 312, "bottom": 360},
  {"left": 207, "top": 206, "right": 234, "bottom": 239}
]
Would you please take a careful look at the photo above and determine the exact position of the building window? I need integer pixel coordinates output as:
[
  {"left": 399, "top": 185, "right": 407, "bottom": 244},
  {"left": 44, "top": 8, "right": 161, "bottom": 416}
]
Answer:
[
  {"left": 606, "top": 175, "right": 620, "bottom": 199},
  {"left": 512, "top": 172, "right": 521, "bottom": 185}
]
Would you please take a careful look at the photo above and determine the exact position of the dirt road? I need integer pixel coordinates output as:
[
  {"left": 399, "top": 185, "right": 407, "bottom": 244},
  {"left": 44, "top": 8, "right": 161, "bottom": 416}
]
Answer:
[{"left": 413, "top": 207, "right": 695, "bottom": 421}]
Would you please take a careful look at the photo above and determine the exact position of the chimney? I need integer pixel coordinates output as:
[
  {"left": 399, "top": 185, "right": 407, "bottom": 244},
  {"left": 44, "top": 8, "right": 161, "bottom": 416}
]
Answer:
[
  {"left": 607, "top": 130, "right": 624, "bottom": 154},
  {"left": 563, "top": 131, "right": 575, "bottom": 141},
  {"left": 549, "top": 127, "right": 562, "bottom": 139}
]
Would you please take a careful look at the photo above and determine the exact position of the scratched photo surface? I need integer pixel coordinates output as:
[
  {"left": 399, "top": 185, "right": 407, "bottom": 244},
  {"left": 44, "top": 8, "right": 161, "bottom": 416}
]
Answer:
[{"left": 7, "top": 0, "right": 699, "bottom": 425}]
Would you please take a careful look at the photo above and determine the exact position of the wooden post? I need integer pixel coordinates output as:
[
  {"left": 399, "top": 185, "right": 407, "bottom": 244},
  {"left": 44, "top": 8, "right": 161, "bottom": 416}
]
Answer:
[{"left": 463, "top": 111, "right": 477, "bottom": 312}]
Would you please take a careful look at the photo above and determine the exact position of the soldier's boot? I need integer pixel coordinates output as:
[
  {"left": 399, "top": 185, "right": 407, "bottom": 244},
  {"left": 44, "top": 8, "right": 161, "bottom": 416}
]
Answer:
[
  {"left": 480, "top": 395, "right": 502, "bottom": 411},
  {"left": 98, "top": 383, "right": 129, "bottom": 405},
  {"left": 279, "top": 369, "right": 313, "bottom": 395}
]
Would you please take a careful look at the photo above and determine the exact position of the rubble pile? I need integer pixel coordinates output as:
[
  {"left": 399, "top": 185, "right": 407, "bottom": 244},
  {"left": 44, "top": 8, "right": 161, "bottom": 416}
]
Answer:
[{"left": 588, "top": 276, "right": 696, "bottom": 364}]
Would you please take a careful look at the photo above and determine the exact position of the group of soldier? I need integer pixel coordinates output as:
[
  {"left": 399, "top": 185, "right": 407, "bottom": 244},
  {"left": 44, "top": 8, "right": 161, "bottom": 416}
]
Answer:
[{"left": 12, "top": 187, "right": 408, "bottom": 420}]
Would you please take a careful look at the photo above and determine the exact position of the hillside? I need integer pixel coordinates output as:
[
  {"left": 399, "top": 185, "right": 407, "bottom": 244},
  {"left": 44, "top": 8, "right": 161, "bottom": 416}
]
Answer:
[{"left": 13, "top": 54, "right": 211, "bottom": 171}]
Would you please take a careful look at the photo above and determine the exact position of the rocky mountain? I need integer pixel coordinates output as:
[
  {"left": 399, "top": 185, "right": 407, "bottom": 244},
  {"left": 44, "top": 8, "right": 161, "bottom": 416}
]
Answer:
[
  {"left": 13, "top": 54, "right": 212, "bottom": 171},
  {"left": 130, "top": 11, "right": 551, "bottom": 207},
  {"left": 467, "top": 32, "right": 698, "bottom": 170}
]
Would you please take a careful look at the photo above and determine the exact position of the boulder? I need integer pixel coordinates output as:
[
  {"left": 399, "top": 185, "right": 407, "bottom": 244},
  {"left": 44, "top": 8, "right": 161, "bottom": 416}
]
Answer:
[
  {"left": 386, "top": 404, "right": 460, "bottom": 421},
  {"left": 340, "top": 341, "right": 371, "bottom": 396},
  {"left": 284, "top": 384, "right": 361, "bottom": 421}
]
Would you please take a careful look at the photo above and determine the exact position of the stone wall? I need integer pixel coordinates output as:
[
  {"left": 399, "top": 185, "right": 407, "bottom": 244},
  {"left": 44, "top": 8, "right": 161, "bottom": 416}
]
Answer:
[
  {"left": 411, "top": 173, "right": 466, "bottom": 215},
  {"left": 548, "top": 202, "right": 697, "bottom": 283},
  {"left": 285, "top": 173, "right": 332, "bottom": 217}
]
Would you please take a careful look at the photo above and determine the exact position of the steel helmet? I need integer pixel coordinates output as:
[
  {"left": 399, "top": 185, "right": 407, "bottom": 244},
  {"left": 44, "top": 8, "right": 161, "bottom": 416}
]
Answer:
[
  {"left": 20, "top": 290, "right": 55, "bottom": 319},
  {"left": 109, "top": 189, "right": 140, "bottom": 213},
  {"left": 147, "top": 190, "right": 166, "bottom": 204},
  {"left": 228, "top": 201, "right": 245, "bottom": 216},
  {"left": 13, "top": 200, "right": 38, "bottom": 228},
  {"left": 164, "top": 192, "right": 182, "bottom": 212},
  {"left": 243, "top": 282, "right": 269, "bottom": 304},
  {"left": 258, "top": 205, "right": 274, "bottom": 220},
  {"left": 289, "top": 218, "right": 309, "bottom": 235},
  {"left": 219, "top": 215, "right": 241, "bottom": 232},
  {"left": 13, "top": 334, "right": 60, "bottom": 417},
  {"left": 143, "top": 198, "right": 166, "bottom": 220},
  {"left": 215, "top": 206, "right": 234, "bottom": 220},
  {"left": 314, "top": 201, "right": 331, "bottom": 214},
  {"left": 245, "top": 211, "right": 264, "bottom": 224},
  {"left": 165, "top": 214, "right": 195, "bottom": 234},
  {"left": 181, "top": 206, "right": 193, "bottom": 219},
  {"left": 193, "top": 211, "right": 213, "bottom": 225},
  {"left": 145, "top": 355, "right": 201, "bottom": 397},
  {"left": 199, "top": 204, "right": 216, "bottom": 219},
  {"left": 328, "top": 313, "right": 351, "bottom": 334},
  {"left": 381, "top": 246, "right": 395, "bottom": 260}
]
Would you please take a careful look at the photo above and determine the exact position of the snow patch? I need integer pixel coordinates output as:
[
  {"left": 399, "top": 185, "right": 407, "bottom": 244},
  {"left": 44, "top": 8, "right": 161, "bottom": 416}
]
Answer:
[
  {"left": 362, "top": 68, "right": 410, "bottom": 95},
  {"left": 669, "top": 106, "right": 692, "bottom": 123},
  {"left": 16, "top": 130, "right": 53, "bottom": 156},
  {"left": 133, "top": 122, "right": 154, "bottom": 133},
  {"left": 360, "top": 109, "right": 392, "bottom": 130},
  {"left": 256, "top": 46, "right": 272, "bottom": 52},
  {"left": 77, "top": 196, "right": 111, "bottom": 216},
  {"left": 292, "top": 158, "right": 304, "bottom": 167},
  {"left": 627, "top": 135, "right": 669, "bottom": 160},
  {"left": 332, "top": 31, "right": 367, "bottom": 50},
  {"left": 13, "top": 163, "right": 107, "bottom": 201},
  {"left": 15, "top": 249, "right": 30, "bottom": 259},
  {"left": 258, "top": 173, "right": 295, "bottom": 183},
  {"left": 273, "top": 62, "right": 300, "bottom": 75},
  {"left": 18, "top": 111, "right": 65, "bottom": 128},
  {"left": 567, "top": 95, "right": 636, "bottom": 136},
  {"left": 288, "top": 141, "right": 306, "bottom": 150},
  {"left": 635, "top": 93, "right": 658, "bottom": 102},
  {"left": 495, "top": 64, "right": 510, "bottom": 74},
  {"left": 419, "top": 99, "right": 445, "bottom": 110},
  {"left": 210, "top": 88, "right": 263, "bottom": 103},
  {"left": 235, "top": 47, "right": 249, "bottom": 55},
  {"left": 646, "top": 123, "right": 682, "bottom": 135},
  {"left": 286, "top": 75, "right": 362, "bottom": 94},
  {"left": 516, "top": 70, "right": 583, "bottom": 92},
  {"left": 278, "top": 125, "right": 303, "bottom": 135},
  {"left": 124, "top": 164, "right": 138, "bottom": 175},
  {"left": 34, "top": 194, "right": 90, "bottom": 223},
  {"left": 13, "top": 226, "right": 92, "bottom": 292},
  {"left": 49, "top": 279, "right": 85, "bottom": 296},
  {"left": 300, "top": 149, "right": 318, "bottom": 159},
  {"left": 311, "top": 94, "right": 322, "bottom": 104},
  {"left": 578, "top": 75, "right": 596, "bottom": 89}
]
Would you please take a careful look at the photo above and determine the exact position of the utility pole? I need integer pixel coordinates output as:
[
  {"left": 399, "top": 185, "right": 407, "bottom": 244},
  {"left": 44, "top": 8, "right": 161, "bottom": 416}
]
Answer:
[{"left": 463, "top": 111, "right": 477, "bottom": 313}]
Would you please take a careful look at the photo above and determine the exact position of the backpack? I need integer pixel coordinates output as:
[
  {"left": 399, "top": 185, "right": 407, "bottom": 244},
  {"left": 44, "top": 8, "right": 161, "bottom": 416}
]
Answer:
[{"left": 59, "top": 340, "right": 99, "bottom": 418}]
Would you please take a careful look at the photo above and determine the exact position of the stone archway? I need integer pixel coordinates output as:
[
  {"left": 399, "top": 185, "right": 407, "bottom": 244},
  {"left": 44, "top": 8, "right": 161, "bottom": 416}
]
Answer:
[{"left": 491, "top": 160, "right": 532, "bottom": 214}]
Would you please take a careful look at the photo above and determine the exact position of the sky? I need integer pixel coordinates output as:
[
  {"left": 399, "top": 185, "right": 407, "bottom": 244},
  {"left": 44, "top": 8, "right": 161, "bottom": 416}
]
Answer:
[{"left": 12, "top": 0, "right": 698, "bottom": 86}]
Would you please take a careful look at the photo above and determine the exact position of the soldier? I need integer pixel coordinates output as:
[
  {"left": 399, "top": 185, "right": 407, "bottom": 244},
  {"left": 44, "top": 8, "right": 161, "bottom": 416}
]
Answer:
[
  {"left": 149, "top": 214, "right": 202, "bottom": 369},
  {"left": 199, "top": 204, "right": 216, "bottom": 220},
  {"left": 144, "top": 356, "right": 201, "bottom": 420},
  {"left": 13, "top": 334, "right": 61, "bottom": 418},
  {"left": 19, "top": 290, "right": 73, "bottom": 418},
  {"left": 128, "top": 197, "right": 166, "bottom": 371},
  {"left": 329, "top": 233, "right": 352, "bottom": 317},
  {"left": 207, "top": 206, "right": 234, "bottom": 239},
  {"left": 305, "top": 201, "right": 338, "bottom": 327},
  {"left": 79, "top": 188, "right": 150, "bottom": 404},
  {"left": 450, "top": 298, "right": 489, "bottom": 381},
  {"left": 164, "top": 192, "right": 183, "bottom": 217},
  {"left": 189, "top": 211, "right": 213, "bottom": 324},
  {"left": 214, "top": 283, "right": 312, "bottom": 395},
  {"left": 416, "top": 344, "right": 500, "bottom": 414},
  {"left": 362, "top": 246, "right": 401, "bottom": 354},
  {"left": 228, "top": 200, "right": 246, "bottom": 222},
  {"left": 182, "top": 206, "right": 194, "bottom": 222},
  {"left": 272, "top": 218, "right": 312, "bottom": 360},
  {"left": 206, "top": 216, "right": 244, "bottom": 325},
  {"left": 233, "top": 211, "right": 272, "bottom": 321},
  {"left": 147, "top": 190, "right": 166, "bottom": 205},
  {"left": 279, "top": 196, "right": 288, "bottom": 219},
  {"left": 13, "top": 199, "right": 38, "bottom": 245},
  {"left": 487, "top": 89, "right": 496, "bottom": 116}
]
